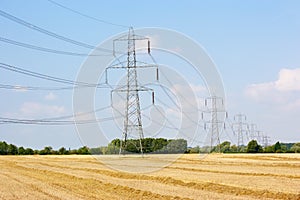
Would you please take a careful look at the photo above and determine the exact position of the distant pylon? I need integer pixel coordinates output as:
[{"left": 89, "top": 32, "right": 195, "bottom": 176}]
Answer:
[
  {"left": 257, "top": 131, "right": 263, "bottom": 145},
  {"left": 249, "top": 123, "right": 258, "bottom": 141},
  {"left": 232, "top": 113, "right": 248, "bottom": 147},
  {"left": 202, "top": 96, "right": 227, "bottom": 152},
  {"left": 262, "top": 135, "right": 270, "bottom": 147},
  {"left": 107, "top": 27, "right": 156, "bottom": 155}
]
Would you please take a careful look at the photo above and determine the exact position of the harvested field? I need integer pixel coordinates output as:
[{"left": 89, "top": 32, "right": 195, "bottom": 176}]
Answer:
[{"left": 0, "top": 154, "right": 299, "bottom": 200}]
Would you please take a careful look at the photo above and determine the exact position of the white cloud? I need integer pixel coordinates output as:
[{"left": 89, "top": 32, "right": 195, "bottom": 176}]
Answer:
[
  {"left": 74, "top": 111, "right": 93, "bottom": 121},
  {"left": 170, "top": 83, "right": 209, "bottom": 111},
  {"left": 245, "top": 82, "right": 282, "bottom": 103},
  {"left": 168, "top": 84, "right": 205, "bottom": 126},
  {"left": 275, "top": 68, "right": 300, "bottom": 91},
  {"left": 5, "top": 102, "right": 67, "bottom": 119},
  {"left": 245, "top": 68, "right": 300, "bottom": 110},
  {"left": 44, "top": 92, "right": 57, "bottom": 101},
  {"left": 20, "top": 102, "right": 65, "bottom": 117}
]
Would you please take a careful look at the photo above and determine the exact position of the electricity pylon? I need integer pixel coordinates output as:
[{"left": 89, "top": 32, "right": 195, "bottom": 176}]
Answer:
[
  {"left": 107, "top": 27, "right": 156, "bottom": 155},
  {"left": 232, "top": 113, "right": 248, "bottom": 147},
  {"left": 202, "top": 96, "right": 227, "bottom": 153},
  {"left": 249, "top": 123, "right": 258, "bottom": 141},
  {"left": 257, "top": 131, "right": 263, "bottom": 145},
  {"left": 262, "top": 135, "right": 270, "bottom": 147}
]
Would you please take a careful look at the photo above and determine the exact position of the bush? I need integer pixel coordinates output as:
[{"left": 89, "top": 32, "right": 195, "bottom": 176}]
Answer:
[
  {"left": 246, "top": 140, "right": 263, "bottom": 153},
  {"left": 291, "top": 143, "right": 300, "bottom": 153}
]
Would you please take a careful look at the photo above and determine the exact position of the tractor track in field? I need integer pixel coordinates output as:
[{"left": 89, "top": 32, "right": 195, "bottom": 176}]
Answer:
[
  {"left": 11, "top": 159, "right": 300, "bottom": 200},
  {"left": 2, "top": 161, "right": 190, "bottom": 200},
  {"left": 1, "top": 154, "right": 300, "bottom": 200}
]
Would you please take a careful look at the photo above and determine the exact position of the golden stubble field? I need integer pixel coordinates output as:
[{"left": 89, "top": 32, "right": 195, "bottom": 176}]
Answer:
[{"left": 0, "top": 154, "right": 299, "bottom": 200}]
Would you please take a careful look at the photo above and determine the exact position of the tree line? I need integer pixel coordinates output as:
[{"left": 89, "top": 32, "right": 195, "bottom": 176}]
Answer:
[
  {"left": 1, "top": 139, "right": 299, "bottom": 155},
  {"left": 187, "top": 140, "right": 300, "bottom": 153},
  {"left": 0, "top": 138, "right": 188, "bottom": 155},
  {"left": 89, "top": 138, "right": 188, "bottom": 154},
  {"left": 0, "top": 141, "right": 90, "bottom": 155},
  {"left": 102, "top": 138, "right": 187, "bottom": 154}
]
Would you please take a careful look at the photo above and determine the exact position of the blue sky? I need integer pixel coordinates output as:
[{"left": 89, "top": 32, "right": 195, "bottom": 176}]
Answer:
[{"left": 0, "top": 0, "right": 300, "bottom": 149}]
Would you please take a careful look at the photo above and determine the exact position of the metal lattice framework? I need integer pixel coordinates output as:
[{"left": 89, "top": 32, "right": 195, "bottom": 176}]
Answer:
[
  {"left": 107, "top": 27, "right": 156, "bottom": 155},
  {"left": 232, "top": 113, "right": 249, "bottom": 147},
  {"left": 249, "top": 123, "right": 259, "bottom": 141},
  {"left": 202, "top": 96, "right": 227, "bottom": 152}
]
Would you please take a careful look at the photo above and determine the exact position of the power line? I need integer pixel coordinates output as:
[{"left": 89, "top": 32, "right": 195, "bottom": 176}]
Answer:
[
  {"left": 106, "top": 58, "right": 206, "bottom": 148},
  {"left": 0, "top": 62, "right": 107, "bottom": 87},
  {"left": 0, "top": 62, "right": 76, "bottom": 85},
  {"left": 0, "top": 105, "right": 116, "bottom": 125},
  {"left": 0, "top": 83, "right": 75, "bottom": 91},
  {"left": 47, "top": 0, "right": 129, "bottom": 28},
  {"left": 0, "top": 9, "right": 116, "bottom": 53},
  {"left": 148, "top": 54, "right": 205, "bottom": 129},
  {"left": 134, "top": 55, "right": 207, "bottom": 144},
  {"left": 107, "top": 72, "right": 208, "bottom": 146},
  {"left": 0, "top": 36, "right": 110, "bottom": 57},
  {"left": 0, "top": 116, "right": 120, "bottom": 125},
  {"left": 40, "top": 105, "right": 112, "bottom": 121},
  {"left": 0, "top": 83, "right": 111, "bottom": 91}
]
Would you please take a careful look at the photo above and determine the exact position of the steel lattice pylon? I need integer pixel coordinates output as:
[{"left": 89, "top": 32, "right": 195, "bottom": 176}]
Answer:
[
  {"left": 233, "top": 113, "right": 248, "bottom": 148},
  {"left": 203, "top": 96, "right": 227, "bottom": 152},
  {"left": 107, "top": 27, "right": 156, "bottom": 155},
  {"left": 121, "top": 28, "right": 144, "bottom": 155}
]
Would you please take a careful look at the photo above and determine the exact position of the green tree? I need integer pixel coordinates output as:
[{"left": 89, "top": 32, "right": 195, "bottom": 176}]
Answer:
[
  {"left": 24, "top": 148, "right": 34, "bottom": 155},
  {"left": 230, "top": 145, "right": 238, "bottom": 153},
  {"left": 77, "top": 146, "right": 90, "bottom": 154},
  {"left": 34, "top": 149, "right": 40, "bottom": 155},
  {"left": 188, "top": 146, "right": 200, "bottom": 153},
  {"left": 107, "top": 138, "right": 187, "bottom": 154},
  {"left": 18, "top": 146, "right": 26, "bottom": 155},
  {"left": 264, "top": 145, "right": 274, "bottom": 153},
  {"left": 7, "top": 144, "right": 18, "bottom": 155},
  {"left": 281, "top": 143, "right": 295, "bottom": 152},
  {"left": 125, "top": 140, "right": 140, "bottom": 153},
  {"left": 238, "top": 146, "right": 246, "bottom": 153},
  {"left": 199, "top": 146, "right": 210, "bottom": 153},
  {"left": 291, "top": 143, "right": 300, "bottom": 153},
  {"left": 90, "top": 147, "right": 102, "bottom": 155},
  {"left": 111, "top": 139, "right": 121, "bottom": 147},
  {"left": 214, "top": 141, "right": 232, "bottom": 153},
  {"left": 106, "top": 138, "right": 121, "bottom": 154},
  {"left": 58, "top": 147, "right": 68, "bottom": 155},
  {"left": 0, "top": 141, "right": 8, "bottom": 155},
  {"left": 100, "top": 146, "right": 108, "bottom": 155},
  {"left": 69, "top": 149, "right": 78, "bottom": 154},
  {"left": 142, "top": 138, "right": 154, "bottom": 153},
  {"left": 280, "top": 144, "right": 287, "bottom": 153},
  {"left": 39, "top": 146, "right": 53, "bottom": 155},
  {"left": 166, "top": 139, "right": 187, "bottom": 153},
  {"left": 274, "top": 141, "right": 282, "bottom": 153},
  {"left": 153, "top": 138, "right": 168, "bottom": 153},
  {"left": 107, "top": 143, "right": 119, "bottom": 154},
  {"left": 246, "top": 140, "right": 263, "bottom": 153}
]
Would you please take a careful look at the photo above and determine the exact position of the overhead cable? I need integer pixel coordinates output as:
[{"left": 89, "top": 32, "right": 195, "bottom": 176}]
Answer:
[
  {"left": 0, "top": 9, "right": 117, "bottom": 53},
  {"left": 47, "top": 0, "right": 129, "bottom": 28},
  {"left": 0, "top": 36, "right": 110, "bottom": 57}
]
